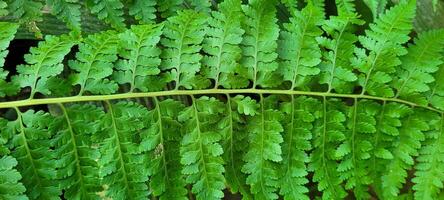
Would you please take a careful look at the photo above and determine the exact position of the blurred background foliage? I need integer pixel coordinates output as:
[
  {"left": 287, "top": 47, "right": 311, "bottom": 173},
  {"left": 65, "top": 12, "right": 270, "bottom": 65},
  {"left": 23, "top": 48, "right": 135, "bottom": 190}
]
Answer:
[{"left": 0, "top": 0, "right": 442, "bottom": 39}]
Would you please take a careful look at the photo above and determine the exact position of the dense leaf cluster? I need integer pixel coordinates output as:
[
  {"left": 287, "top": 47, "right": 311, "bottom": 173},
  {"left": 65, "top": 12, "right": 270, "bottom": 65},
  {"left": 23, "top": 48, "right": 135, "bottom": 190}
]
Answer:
[{"left": 1, "top": 0, "right": 444, "bottom": 199}]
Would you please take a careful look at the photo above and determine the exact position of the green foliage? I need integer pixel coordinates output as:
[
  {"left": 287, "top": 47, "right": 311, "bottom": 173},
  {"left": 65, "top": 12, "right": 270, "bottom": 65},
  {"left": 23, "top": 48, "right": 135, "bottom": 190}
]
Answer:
[
  {"left": 0, "top": 156, "right": 27, "bottom": 200},
  {"left": 12, "top": 34, "right": 75, "bottom": 98},
  {"left": 86, "top": 0, "right": 125, "bottom": 30},
  {"left": 394, "top": 29, "right": 444, "bottom": 105},
  {"left": 353, "top": 0, "right": 416, "bottom": 97},
  {"left": 202, "top": 0, "right": 247, "bottom": 89},
  {"left": 363, "top": 0, "right": 388, "bottom": 20},
  {"left": 179, "top": 97, "right": 226, "bottom": 199},
  {"left": 242, "top": 95, "right": 284, "bottom": 199},
  {"left": 309, "top": 98, "right": 348, "bottom": 199},
  {"left": 0, "top": 0, "right": 7, "bottom": 16},
  {"left": 51, "top": 104, "right": 104, "bottom": 199},
  {"left": 279, "top": 0, "right": 324, "bottom": 90},
  {"left": 160, "top": 10, "right": 208, "bottom": 89},
  {"left": 413, "top": 113, "right": 444, "bottom": 200},
  {"left": 241, "top": 0, "right": 280, "bottom": 88},
  {"left": 149, "top": 99, "right": 188, "bottom": 200},
  {"left": 317, "top": 0, "right": 362, "bottom": 93},
  {"left": 1, "top": 0, "right": 444, "bottom": 199},
  {"left": 113, "top": 24, "right": 163, "bottom": 92},
  {"left": 278, "top": 96, "right": 320, "bottom": 199},
  {"left": 46, "top": 0, "right": 81, "bottom": 32},
  {"left": 68, "top": 30, "right": 119, "bottom": 95},
  {"left": 6, "top": 0, "right": 43, "bottom": 24},
  {"left": 0, "top": 22, "right": 19, "bottom": 97},
  {"left": 128, "top": 0, "right": 157, "bottom": 24}
]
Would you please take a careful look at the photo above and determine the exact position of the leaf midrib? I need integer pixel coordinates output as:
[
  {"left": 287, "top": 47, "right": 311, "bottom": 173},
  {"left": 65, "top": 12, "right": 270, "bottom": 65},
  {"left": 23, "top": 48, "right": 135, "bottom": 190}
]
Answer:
[{"left": 1, "top": 88, "right": 441, "bottom": 113}]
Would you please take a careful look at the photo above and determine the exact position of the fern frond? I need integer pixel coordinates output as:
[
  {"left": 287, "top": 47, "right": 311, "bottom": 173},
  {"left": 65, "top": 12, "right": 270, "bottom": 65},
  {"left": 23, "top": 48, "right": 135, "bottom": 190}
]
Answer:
[
  {"left": 241, "top": 0, "right": 280, "bottom": 88},
  {"left": 337, "top": 100, "right": 378, "bottom": 199},
  {"left": 6, "top": 0, "right": 43, "bottom": 24},
  {"left": 317, "top": 0, "right": 362, "bottom": 93},
  {"left": 335, "top": 0, "right": 357, "bottom": 15},
  {"left": 149, "top": 99, "right": 188, "bottom": 200},
  {"left": 429, "top": 66, "right": 444, "bottom": 110},
  {"left": 179, "top": 96, "right": 226, "bottom": 199},
  {"left": 98, "top": 101, "right": 153, "bottom": 199},
  {"left": 113, "top": 24, "right": 163, "bottom": 92},
  {"left": 0, "top": 22, "right": 19, "bottom": 97},
  {"left": 309, "top": 98, "right": 347, "bottom": 199},
  {"left": 86, "top": 0, "right": 125, "bottom": 30},
  {"left": 12, "top": 34, "right": 75, "bottom": 99},
  {"left": 5, "top": 110, "right": 60, "bottom": 199},
  {"left": 128, "top": 0, "right": 157, "bottom": 24},
  {"left": 353, "top": 0, "right": 416, "bottom": 97},
  {"left": 223, "top": 95, "right": 255, "bottom": 198},
  {"left": 381, "top": 109, "right": 430, "bottom": 198},
  {"left": 186, "top": 0, "right": 212, "bottom": 13},
  {"left": 0, "top": 155, "right": 28, "bottom": 200},
  {"left": 160, "top": 10, "right": 208, "bottom": 89},
  {"left": 278, "top": 0, "right": 324, "bottom": 90},
  {"left": 202, "top": 0, "right": 247, "bottom": 89},
  {"left": 242, "top": 95, "right": 284, "bottom": 199},
  {"left": 278, "top": 96, "right": 320, "bottom": 199},
  {"left": 412, "top": 113, "right": 444, "bottom": 200},
  {"left": 46, "top": 0, "right": 82, "bottom": 32},
  {"left": 69, "top": 31, "right": 119, "bottom": 95},
  {"left": 369, "top": 102, "right": 411, "bottom": 195},
  {"left": 394, "top": 30, "right": 444, "bottom": 105},
  {"left": 158, "top": 0, "right": 184, "bottom": 18},
  {"left": 50, "top": 104, "right": 104, "bottom": 199},
  {"left": 363, "top": 0, "right": 388, "bottom": 20},
  {"left": 0, "top": 0, "right": 7, "bottom": 16}
]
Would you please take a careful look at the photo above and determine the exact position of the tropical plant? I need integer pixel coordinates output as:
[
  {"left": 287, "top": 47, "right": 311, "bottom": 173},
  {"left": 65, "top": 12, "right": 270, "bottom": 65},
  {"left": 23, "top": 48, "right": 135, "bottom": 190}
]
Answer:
[{"left": 1, "top": 0, "right": 444, "bottom": 200}]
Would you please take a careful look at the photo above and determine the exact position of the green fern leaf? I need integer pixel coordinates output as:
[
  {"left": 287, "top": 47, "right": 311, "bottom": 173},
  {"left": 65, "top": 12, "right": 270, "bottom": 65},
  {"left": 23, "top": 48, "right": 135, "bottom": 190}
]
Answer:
[
  {"left": 149, "top": 99, "right": 188, "bottom": 200},
  {"left": 0, "top": 155, "right": 28, "bottom": 200},
  {"left": 12, "top": 34, "right": 75, "bottom": 99},
  {"left": 113, "top": 24, "right": 163, "bottom": 92},
  {"left": 87, "top": 0, "right": 125, "bottom": 30},
  {"left": 278, "top": 96, "right": 321, "bottom": 199},
  {"left": 353, "top": 0, "right": 416, "bottom": 97},
  {"left": 128, "top": 0, "right": 157, "bottom": 24},
  {"left": 335, "top": 0, "right": 358, "bottom": 15},
  {"left": 160, "top": 10, "right": 209, "bottom": 89},
  {"left": 309, "top": 98, "right": 348, "bottom": 199},
  {"left": 363, "top": 0, "right": 388, "bottom": 20},
  {"left": 98, "top": 101, "right": 153, "bottom": 199},
  {"left": 0, "top": 0, "right": 7, "bottom": 16},
  {"left": 278, "top": 0, "right": 324, "bottom": 90},
  {"left": 5, "top": 110, "right": 60, "bottom": 199},
  {"left": 69, "top": 31, "right": 119, "bottom": 95},
  {"left": 46, "top": 0, "right": 82, "bottom": 32},
  {"left": 412, "top": 113, "right": 444, "bottom": 200},
  {"left": 0, "top": 22, "right": 19, "bottom": 97},
  {"left": 241, "top": 0, "right": 280, "bottom": 88},
  {"left": 202, "top": 0, "right": 248, "bottom": 89},
  {"left": 369, "top": 102, "right": 411, "bottom": 195},
  {"left": 222, "top": 95, "right": 254, "bottom": 198},
  {"left": 6, "top": 0, "right": 43, "bottom": 24},
  {"left": 158, "top": 0, "right": 184, "bottom": 18},
  {"left": 50, "top": 104, "right": 104, "bottom": 199},
  {"left": 317, "top": 0, "right": 362, "bottom": 93},
  {"left": 179, "top": 96, "right": 226, "bottom": 199},
  {"left": 394, "top": 30, "right": 444, "bottom": 105},
  {"left": 337, "top": 100, "right": 378, "bottom": 199},
  {"left": 242, "top": 95, "right": 284, "bottom": 199},
  {"left": 381, "top": 109, "right": 430, "bottom": 198},
  {"left": 429, "top": 66, "right": 444, "bottom": 110}
]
